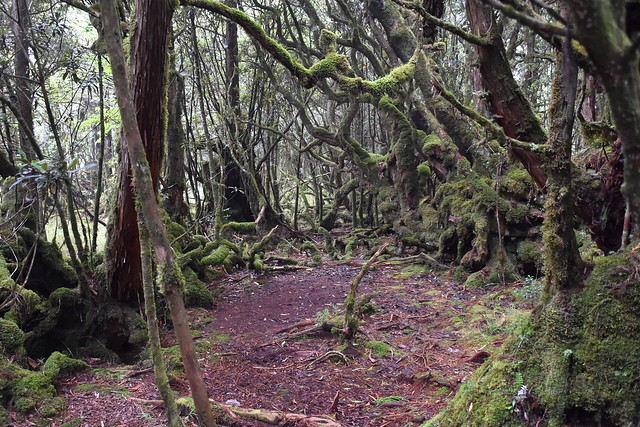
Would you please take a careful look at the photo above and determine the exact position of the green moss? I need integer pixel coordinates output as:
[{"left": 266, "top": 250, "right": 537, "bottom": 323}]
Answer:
[
  {"left": 501, "top": 166, "right": 534, "bottom": 197},
  {"left": 48, "top": 287, "right": 80, "bottom": 309},
  {"left": 505, "top": 203, "right": 529, "bottom": 224},
  {"left": 38, "top": 396, "right": 66, "bottom": 417},
  {"left": 0, "top": 319, "right": 24, "bottom": 354},
  {"left": 162, "top": 345, "right": 184, "bottom": 377},
  {"left": 417, "top": 162, "right": 432, "bottom": 176},
  {"left": 365, "top": 340, "right": 392, "bottom": 358},
  {"left": 164, "top": 220, "right": 187, "bottom": 252},
  {"left": 434, "top": 252, "right": 640, "bottom": 426},
  {"left": 427, "top": 356, "right": 523, "bottom": 426},
  {"left": 42, "top": 351, "right": 89, "bottom": 382},
  {"left": 464, "top": 258, "right": 519, "bottom": 288},
  {"left": 201, "top": 244, "right": 231, "bottom": 267},
  {"left": 13, "top": 369, "right": 56, "bottom": 413},
  {"left": 300, "top": 241, "right": 322, "bottom": 266},
  {"left": 184, "top": 278, "right": 214, "bottom": 308},
  {"left": 517, "top": 240, "right": 542, "bottom": 267},
  {"left": 0, "top": 254, "right": 13, "bottom": 289},
  {"left": 366, "top": 60, "right": 416, "bottom": 96},
  {"left": 252, "top": 253, "right": 266, "bottom": 270},
  {"left": 422, "top": 133, "right": 442, "bottom": 152},
  {"left": 307, "top": 53, "right": 350, "bottom": 81},
  {"left": 319, "top": 29, "right": 337, "bottom": 54},
  {"left": 220, "top": 221, "right": 256, "bottom": 236},
  {"left": 0, "top": 406, "right": 8, "bottom": 426},
  {"left": 579, "top": 119, "right": 617, "bottom": 148},
  {"left": 3, "top": 287, "right": 45, "bottom": 327},
  {"left": 16, "top": 228, "right": 78, "bottom": 289}
]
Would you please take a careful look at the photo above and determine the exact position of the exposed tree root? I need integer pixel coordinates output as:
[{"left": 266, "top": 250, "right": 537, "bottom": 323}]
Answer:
[
  {"left": 138, "top": 397, "right": 344, "bottom": 426},
  {"left": 229, "top": 406, "right": 343, "bottom": 426}
]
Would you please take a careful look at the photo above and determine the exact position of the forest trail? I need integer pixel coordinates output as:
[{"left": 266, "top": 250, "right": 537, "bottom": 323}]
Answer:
[{"left": 28, "top": 261, "right": 536, "bottom": 426}]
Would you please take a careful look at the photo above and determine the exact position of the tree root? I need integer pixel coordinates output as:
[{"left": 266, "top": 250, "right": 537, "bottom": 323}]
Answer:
[
  {"left": 138, "top": 397, "right": 344, "bottom": 426},
  {"left": 229, "top": 406, "right": 342, "bottom": 426}
]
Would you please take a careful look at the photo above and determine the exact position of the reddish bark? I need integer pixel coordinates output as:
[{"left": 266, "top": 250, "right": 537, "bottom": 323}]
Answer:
[
  {"left": 465, "top": 0, "right": 548, "bottom": 188},
  {"left": 106, "top": 0, "right": 174, "bottom": 303}
]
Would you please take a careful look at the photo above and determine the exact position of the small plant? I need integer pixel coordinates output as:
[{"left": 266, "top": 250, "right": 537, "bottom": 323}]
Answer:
[{"left": 514, "top": 276, "right": 542, "bottom": 300}]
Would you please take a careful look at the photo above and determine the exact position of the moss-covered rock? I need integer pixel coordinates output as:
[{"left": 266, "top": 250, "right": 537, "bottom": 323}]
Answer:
[
  {"left": 430, "top": 252, "right": 640, "bottom": 426},
  {"left": 301, "top": 241, "right": 323, "bottom": 266},
  {"left": 42, "top": 351, "right": 89, "bottom": 382},
  {"left": 501, "top": 166, "right": 534, "bottom": 199},
  {"left": 463, "top": 257, "right": 519, "bottom": 288},
  {"left": 184, "top": 278, "right": 214, "bottom": 308},
  {"left": 0, "top": 318, "right": 24, "bottom": 354},
  {"left": 8, "top": 228, "right": 78, "bottom": 295},
  {"left": 38, "top": 396, "right": 66, "bottom": 417},
  {"left": 12, "top": 367, "right": 57, "bottom": 413},
  {"left": 516, "top": 240, "right": 543, "bottom": 275},
  {"left": 48, "top": 287, "right": 80, "bottom": 309},
  {"left": 2, "top": 287, "right": 46, "bottom": 328}
]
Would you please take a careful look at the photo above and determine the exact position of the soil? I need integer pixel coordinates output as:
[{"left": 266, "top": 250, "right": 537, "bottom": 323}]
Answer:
[{"left": 16, "top": 257, "right": 537, "bottom": 427}]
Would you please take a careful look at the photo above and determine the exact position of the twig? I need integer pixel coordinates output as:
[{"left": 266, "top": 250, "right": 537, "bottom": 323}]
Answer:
[
  {"left": 307, "top": 350, "right": 349, "bottom": 368},
  {"left": 125, "top": 367, "right": 153, "bottom": 378},
  {"left": 344, "top": 244, "right": 388, "bottom": 339},
  {"left": 275, "top": 319, "right": 314, "bottom": 334},
  {"left": 329, "top": 391, "right": 340, "bottom": 415}
]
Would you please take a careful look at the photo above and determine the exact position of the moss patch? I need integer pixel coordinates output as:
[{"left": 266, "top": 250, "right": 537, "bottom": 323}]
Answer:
[
  {"left": 365, "top": 340, "right": 393, "bottom": 358},
  {"left": 431, "top": 252, "right": 640, "bottom": 426},
  {"left": 0, "top": 319, "right": 24, "bottom": 355},
  {"left": 184, "top": 278, "right": 214, "bottom": 308},
  {"left": 43, "top": 351, "right": 89, "bottom": 382}
]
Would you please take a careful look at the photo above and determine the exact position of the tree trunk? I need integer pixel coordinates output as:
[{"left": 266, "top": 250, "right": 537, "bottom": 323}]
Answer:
[
  {"left": 568, "top": 0, "right": 640, "bottom": 225},
  {"left": 542, "top": 36, "right": 584, "bottom": 299},
  {"left": 223, "top": 0, "right": 255, "bottom": 222},
  {"left": 12, "top": 0, "right": 34, "bottom": 161},
  {"left": 105, "top": 0, "right": 174, "bottom": 303},
  {"left": 100, "top": 1, "right": 216, "bottom": 424},
  {"left": 465, "top": 0, "right": 548, "bottom": 187},
  {"left": 164, "top": 68, "right": 190, "bottom": 224}
]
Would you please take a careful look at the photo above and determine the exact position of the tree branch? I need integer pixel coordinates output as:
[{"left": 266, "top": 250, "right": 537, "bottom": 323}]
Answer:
[
  {"left": 431, "top": 76, "right": 547, "bottom": 155},
  {"left": 393, "top": 0, "right": 491, "bottom": 46}
]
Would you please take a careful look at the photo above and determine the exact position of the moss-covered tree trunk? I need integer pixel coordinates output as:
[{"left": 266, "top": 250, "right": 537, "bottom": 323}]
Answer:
[
  {"left": 568, "top": 0, "right": 640, "bottom": 226},
  {"left": 100, "top": 1, "right": 216, "bottom": 424},
  {"left": 542, "top": 37, "right": 584, "bottom": 297},
  {"left": 164, "top": 68, "right": 190, "bottom": 224}
]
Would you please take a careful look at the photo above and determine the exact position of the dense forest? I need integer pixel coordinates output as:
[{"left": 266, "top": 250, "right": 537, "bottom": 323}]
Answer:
[{"left": 0, "top": 0, "right": 639, "bottom": 425}]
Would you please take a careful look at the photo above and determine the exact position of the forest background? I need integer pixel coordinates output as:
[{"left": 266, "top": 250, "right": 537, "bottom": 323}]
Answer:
[{"left": 0, "top": 0, "right": 639, "bottom": 425}]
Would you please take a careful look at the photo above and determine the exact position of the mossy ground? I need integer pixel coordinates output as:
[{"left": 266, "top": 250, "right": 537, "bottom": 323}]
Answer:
[{"left": 429, "top": 251, "right": 640, "bottom": 426}]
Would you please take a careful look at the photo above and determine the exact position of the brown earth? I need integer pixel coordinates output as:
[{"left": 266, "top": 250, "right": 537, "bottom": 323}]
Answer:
[{"left": 17, "top": 257, "right": 537, "bottom": 426}]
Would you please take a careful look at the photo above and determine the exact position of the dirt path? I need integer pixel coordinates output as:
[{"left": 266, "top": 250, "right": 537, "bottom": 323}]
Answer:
[{"left": 25, "top": 260, "right": 536, "bottom": 426}]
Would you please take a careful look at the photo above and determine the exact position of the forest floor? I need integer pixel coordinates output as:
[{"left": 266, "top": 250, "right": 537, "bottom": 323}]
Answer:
[{"left": 20, "top": 252, "right": 538, "bottom": 427}]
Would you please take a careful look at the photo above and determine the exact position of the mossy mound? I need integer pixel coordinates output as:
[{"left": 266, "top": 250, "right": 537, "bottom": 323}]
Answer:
[
  {"left": 463, "top": 257, "right": 520, "bottom": 288},
  {"left": 428, "top": 251, "right": 640, "bottom": 426},
  {"left": 220, "top": 221, "right": 257, "bottom": 237},
  {"left": 42, "top": 351, "right": 89, "bottom": 382},
  {"left": 0, "top": 319, "right": 24, "bottom": 354},
  {"left": 0, "top": 357, "right": 60, "bottom": 415},
  {"left": 3, "top": 228, "right": 78, "bottom": 296},
  {"left": 184, "top": 277, "right": 214, "bottom": 308}
]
